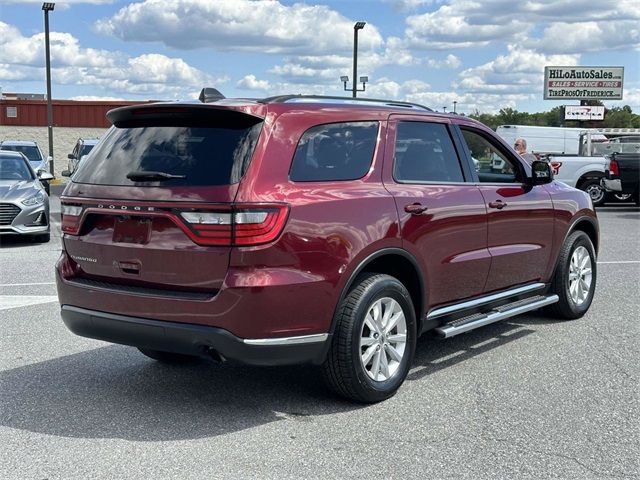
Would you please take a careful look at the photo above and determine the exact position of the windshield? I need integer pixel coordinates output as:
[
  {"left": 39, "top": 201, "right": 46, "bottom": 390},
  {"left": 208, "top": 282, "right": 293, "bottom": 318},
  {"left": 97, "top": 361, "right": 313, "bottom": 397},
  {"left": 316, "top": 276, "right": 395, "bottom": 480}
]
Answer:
[
  {"left": 79, "top": 143, "right": 96, "bottom": 157},
  {"left": 1, "top": 145, "right": 42, "bottom": 163},
  {"left": 0, "top": 156, "right": 34, "bottom": 181},
  {"left": 73, "top": 120, "right": 263, "bottom": 187}
]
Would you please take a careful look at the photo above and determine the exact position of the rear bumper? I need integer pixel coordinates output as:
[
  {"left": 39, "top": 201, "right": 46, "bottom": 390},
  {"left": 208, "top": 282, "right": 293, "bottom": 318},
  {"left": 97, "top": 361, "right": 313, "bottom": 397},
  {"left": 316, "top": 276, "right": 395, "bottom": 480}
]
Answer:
[
  {"left": 60, "top": 305, "right": 330, "bottom": 366},
  {"left": 601, "top": 178, "right": 622, "bottom": 192}
]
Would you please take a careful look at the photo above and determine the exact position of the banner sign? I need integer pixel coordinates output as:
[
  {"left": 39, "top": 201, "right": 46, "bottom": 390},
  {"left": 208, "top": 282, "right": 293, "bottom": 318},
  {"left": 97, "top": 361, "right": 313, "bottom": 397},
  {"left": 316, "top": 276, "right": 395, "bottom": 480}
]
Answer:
[
  {"left": 564, "top": 105, "right": 605, "bottom": 121},
  {"left": 544, "top": 66, "right": 624, "bottom": 100}
]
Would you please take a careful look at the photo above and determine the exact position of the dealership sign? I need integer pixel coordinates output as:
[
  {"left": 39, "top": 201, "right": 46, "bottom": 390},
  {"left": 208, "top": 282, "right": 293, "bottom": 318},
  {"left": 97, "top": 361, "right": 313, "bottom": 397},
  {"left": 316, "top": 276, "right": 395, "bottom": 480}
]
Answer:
[
  {"left": 544, "top": 66, "right": 624, "bottom": 100},
  {"left": 564, "top": 105, "right": 605, "bottom": 121}
]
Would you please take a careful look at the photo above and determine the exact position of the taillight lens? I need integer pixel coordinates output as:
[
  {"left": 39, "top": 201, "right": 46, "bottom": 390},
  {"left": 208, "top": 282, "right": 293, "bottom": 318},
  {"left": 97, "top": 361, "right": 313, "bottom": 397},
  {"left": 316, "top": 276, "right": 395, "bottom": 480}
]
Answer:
[
  {"left": 550, "top": 161, "right": 562, "bottom": 175},
  {"left": 180, "top": 204, "right": 289, "bottom": 246},
  {"left": 61, "top": 203, "right": 82, "bottom": 234},
  {"left": 609, "top": 159, "right": 619, "bottom": 176}
]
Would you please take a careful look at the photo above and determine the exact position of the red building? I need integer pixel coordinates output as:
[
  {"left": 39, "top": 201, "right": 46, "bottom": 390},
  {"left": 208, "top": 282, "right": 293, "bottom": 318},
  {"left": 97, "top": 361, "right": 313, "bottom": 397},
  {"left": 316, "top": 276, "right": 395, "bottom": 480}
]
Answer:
[{"left": 0, "top": 98, "right": 151, "bottom": 128}]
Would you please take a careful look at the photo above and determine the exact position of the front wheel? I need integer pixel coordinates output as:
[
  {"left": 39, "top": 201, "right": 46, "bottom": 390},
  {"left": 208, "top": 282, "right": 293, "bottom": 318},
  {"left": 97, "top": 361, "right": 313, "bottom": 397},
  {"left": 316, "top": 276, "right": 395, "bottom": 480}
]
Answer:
[
  {"left": 545, "top": 231, "right": 597, "bottom": 319},
  {"left": 322, "top": 273, "right": 417, "bottom": 403},
  {"left": 580, "top": 179, "right": 606, "bottom": 207}
]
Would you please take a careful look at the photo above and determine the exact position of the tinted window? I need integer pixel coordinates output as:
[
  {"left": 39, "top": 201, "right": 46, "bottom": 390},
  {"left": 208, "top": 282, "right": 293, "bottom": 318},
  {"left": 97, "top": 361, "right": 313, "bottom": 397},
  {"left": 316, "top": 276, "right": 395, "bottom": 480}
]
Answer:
[
  {"left": 1, "top": 145, "right": 42, "bottom": 163},
  {"left": 290, "top": 122, "right": 378, "bottom": 182},
  {"left": 394, "top": 122, "right": 463, "bottom": 183},
  {"left": 72, "top": 122, "right": 262, "bottom": 187},
  {"left": 460, "top": 128, "right": 521, "bottom": 183},
  {"left": 79, "top": 144, "right": 95, "bottom": 157}
]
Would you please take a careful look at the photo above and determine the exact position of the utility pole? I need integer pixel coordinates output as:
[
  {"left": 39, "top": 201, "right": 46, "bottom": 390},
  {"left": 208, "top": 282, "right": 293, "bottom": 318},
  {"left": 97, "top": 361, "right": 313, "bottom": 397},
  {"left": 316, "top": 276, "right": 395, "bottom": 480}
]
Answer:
[{"left": 42, "top": 2, "right": 55, "bottom": 174}]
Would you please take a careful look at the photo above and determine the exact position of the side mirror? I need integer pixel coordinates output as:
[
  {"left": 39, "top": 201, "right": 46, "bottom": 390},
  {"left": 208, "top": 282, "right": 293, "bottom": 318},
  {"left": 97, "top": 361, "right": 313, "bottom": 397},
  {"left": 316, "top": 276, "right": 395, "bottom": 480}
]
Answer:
[
  {"left": 47, "top": 155, "right": 53, "bottom": 163},
  {"left": 67, "top": 153, "right": 74, "bottom": 159},
  {"left": 38, "top": 171, "right": 55, "bottom": 181},
  {"left": 61, "top": 170, "right": 71, "bottom": 177},
  {"left": 530, "top": 160, "right": 552, "bottom": 185}
]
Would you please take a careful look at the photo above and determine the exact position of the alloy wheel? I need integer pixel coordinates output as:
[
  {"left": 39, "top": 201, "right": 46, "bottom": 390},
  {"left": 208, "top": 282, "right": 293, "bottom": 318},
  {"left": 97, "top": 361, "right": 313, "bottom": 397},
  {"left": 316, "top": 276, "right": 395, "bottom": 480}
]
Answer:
[
  {"left": 360, "top": 297, "right": 407, "bottom": 382},
  {"left": 568, "top": 246, "right": 593, "bottom": 306}
]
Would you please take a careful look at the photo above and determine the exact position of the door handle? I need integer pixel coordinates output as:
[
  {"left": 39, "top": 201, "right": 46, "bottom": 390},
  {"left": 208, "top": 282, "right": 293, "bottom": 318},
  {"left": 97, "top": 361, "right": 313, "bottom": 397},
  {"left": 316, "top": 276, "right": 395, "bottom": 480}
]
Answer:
[
  {"left": 488, "top": 200, "right": 507, "bottom": 210},
  {"left": 404, "top": 203, "right": 428, "bottom": 215}
]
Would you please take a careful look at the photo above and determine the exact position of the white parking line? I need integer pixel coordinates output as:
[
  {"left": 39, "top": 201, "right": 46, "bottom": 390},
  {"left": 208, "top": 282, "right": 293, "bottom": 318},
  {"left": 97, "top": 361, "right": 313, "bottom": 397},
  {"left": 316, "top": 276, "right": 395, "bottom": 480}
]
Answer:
[
  {"left": 0, "top": 295, "right": 59, "bottom": 311},
  {"left": 0, "top": 282, "right": 56, "bottom": 286}
]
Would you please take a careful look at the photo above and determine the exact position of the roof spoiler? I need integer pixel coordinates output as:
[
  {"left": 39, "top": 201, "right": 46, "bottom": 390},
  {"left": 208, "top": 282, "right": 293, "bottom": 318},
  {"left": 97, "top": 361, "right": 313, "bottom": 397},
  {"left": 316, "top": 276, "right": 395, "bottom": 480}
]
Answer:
[{"left": 199, "top": 88, "right": 225, "bottom": 103}]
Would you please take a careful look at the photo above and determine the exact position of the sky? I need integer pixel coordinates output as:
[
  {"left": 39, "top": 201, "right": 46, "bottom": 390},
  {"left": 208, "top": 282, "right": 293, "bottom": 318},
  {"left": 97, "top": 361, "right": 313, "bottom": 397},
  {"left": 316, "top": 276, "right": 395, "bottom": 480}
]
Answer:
[{"left": 0, "top": 0, "right": 638, "bottom": 114}]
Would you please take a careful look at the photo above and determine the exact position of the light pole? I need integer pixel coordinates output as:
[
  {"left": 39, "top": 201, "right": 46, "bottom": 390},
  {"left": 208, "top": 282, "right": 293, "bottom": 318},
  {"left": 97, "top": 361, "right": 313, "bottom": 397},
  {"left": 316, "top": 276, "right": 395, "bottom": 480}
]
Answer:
[
  {"left": 42, "top": 2, "right": 55, "bottom": 174},
  {"left": 341, "top": 22, "right": 367, "bottom": 97},
  {"left": 442, "top": 106, "right": 447, "bottom": 113},
  {"left": 453, "top": 101, "right": 457, "bottom": 114}
]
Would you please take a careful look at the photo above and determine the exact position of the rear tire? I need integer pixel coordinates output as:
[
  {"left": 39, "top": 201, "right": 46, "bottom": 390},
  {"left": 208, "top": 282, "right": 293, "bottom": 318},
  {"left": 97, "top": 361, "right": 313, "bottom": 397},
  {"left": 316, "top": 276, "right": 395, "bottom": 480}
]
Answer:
[
  {"left": 545, "top": 231, "right": 597, "bottom": 320},
  {"left": 137, "top": 348, "right": 198, "bottom": 364},
  {"left": 322, "top": 273, "right": 417, "bottom": 403},
  {"left": 580, "top": 179, "right": 606, "bottom": 207}
]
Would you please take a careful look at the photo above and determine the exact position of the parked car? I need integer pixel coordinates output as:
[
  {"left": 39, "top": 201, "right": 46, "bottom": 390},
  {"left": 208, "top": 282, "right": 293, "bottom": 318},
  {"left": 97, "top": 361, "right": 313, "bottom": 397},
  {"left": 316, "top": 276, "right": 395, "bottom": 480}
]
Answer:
[
  {"left": 602, "top": 153, "right": 640, "bottom": 205},
  {"left": 0, "top": 150, "right": 52, "bottom": 242},
  {"left": 57, "top": 92, "right": 599, "bottom": 403},
  {"left": 65, "top": 138, "right": 100, "bottom": 176},
  {"left": 0, "top": 140, "right": 52, "bottom": 195}
]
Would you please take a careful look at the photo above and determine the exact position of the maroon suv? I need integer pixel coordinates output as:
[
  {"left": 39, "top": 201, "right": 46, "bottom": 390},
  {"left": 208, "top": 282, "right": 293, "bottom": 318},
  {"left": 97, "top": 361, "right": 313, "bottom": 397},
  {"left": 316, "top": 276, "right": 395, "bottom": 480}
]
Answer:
[{"left": 57, "top": 92, "right": 598, "bottom": 402}]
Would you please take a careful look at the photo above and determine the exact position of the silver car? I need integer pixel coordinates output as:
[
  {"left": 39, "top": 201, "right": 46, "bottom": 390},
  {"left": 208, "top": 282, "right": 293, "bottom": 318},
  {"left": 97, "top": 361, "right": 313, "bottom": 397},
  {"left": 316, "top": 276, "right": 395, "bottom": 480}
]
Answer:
[
  {"left": 0, "top": 140, "right": 52, "bottom": 194},
  {"left": 0, "top": 151, "right": 53, "bottom": 242}
]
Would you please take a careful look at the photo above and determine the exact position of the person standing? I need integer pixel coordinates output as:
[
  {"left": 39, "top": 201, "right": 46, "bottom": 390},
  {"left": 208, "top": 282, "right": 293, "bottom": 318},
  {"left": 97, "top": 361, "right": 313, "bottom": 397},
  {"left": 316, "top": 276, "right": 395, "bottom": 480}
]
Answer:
[{"left": 514, "top": 138, "right": 537, "bottom": 165}]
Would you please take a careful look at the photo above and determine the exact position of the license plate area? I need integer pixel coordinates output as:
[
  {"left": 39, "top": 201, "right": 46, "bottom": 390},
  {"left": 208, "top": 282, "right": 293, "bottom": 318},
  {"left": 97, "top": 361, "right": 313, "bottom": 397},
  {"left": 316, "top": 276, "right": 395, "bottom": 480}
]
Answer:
[{"left": 112, "top": 217, "right": 152, "bottom": 244}]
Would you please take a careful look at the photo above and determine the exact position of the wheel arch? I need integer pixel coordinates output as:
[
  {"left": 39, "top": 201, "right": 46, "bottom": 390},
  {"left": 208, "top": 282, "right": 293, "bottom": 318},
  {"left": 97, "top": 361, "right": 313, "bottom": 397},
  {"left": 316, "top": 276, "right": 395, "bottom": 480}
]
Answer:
[
  {"left": 568, "top": 216, "right": 599, "bottom": 255},
  {"left": 333, "top": 248, "right": 425, "bottom": 334},
  {"left": 576, "top": 171, "right": 604, "bottom": 189}
]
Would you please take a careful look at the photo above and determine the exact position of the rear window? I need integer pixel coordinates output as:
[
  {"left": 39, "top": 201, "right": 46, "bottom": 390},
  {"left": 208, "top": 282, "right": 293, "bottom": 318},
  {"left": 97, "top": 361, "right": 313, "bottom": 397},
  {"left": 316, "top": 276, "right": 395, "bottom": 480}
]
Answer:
[
  {"left": 289, "top": 121, "right": 378, "bottom": 182},
  {"left": 72, "top": 116, "right": 263, "bottom": 187}
]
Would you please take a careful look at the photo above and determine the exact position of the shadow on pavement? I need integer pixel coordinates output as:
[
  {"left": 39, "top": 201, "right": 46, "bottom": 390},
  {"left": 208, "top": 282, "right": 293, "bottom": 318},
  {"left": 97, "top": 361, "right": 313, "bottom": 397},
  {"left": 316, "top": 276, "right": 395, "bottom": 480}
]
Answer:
[{"left": 0, "top": 314, "right": 553, "bottom": 441}]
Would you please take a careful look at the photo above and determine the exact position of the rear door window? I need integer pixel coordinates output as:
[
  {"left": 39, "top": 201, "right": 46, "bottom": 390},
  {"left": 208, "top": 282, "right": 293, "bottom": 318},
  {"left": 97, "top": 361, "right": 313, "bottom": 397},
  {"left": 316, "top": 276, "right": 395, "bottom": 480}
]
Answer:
[
  {"left": 72, "top": 115, "right": 263, "bottom": 187},
  {"left": 393, "top": 122, "right": 464, "bottom": 183},
  {"left": 289, "top": 121, "right": 378, "bottom": 182}
]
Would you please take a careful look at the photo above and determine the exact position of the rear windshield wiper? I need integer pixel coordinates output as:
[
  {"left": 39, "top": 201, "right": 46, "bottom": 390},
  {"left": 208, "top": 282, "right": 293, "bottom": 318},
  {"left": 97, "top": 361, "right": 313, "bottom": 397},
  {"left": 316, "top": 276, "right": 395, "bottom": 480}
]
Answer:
[{"left": 126, "top": 170, "right": 187, "bottom": 182}]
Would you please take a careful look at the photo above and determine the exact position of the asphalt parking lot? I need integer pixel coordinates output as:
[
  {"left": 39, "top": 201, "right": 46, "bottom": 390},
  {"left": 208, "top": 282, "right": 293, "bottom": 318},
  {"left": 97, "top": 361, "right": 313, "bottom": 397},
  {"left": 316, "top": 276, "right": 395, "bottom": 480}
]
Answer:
[{"left": 1, "top": 188, "right": 638, "bottom": 480}]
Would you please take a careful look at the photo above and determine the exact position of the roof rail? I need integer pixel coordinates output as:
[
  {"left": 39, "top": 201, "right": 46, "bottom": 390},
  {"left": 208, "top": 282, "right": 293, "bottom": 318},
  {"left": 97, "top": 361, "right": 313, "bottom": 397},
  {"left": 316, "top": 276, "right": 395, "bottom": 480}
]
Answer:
[{"left": 259, "top": 95, "right": 433, "bottom": 112}]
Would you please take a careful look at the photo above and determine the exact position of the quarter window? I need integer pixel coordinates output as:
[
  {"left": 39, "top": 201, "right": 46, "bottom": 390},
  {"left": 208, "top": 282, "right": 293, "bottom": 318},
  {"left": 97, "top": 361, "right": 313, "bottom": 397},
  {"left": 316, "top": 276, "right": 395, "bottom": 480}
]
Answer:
[
  {"left": 289, "top": 122, "right": 378, "bottom": 182},
  {"left": 393, "top": 122, "right": 464, "bottom": 183}
]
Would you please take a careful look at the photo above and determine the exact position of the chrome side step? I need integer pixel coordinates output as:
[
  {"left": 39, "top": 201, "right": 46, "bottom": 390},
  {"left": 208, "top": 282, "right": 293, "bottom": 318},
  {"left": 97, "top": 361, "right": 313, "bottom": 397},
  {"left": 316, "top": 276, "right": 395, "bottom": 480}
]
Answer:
[
  {"left": 435, "top": 294, "right": 559, "bottom": 338},
  {"left": 427, "top": 283, "right": 545, "bottom": 320}
]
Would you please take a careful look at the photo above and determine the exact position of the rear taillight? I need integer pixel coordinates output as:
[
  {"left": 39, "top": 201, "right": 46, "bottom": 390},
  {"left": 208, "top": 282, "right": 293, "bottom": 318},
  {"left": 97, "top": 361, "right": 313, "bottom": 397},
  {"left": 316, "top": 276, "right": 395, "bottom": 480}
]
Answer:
[
  {"left": 609, "top": 159, "right": 619, "bottom": 177},
  {"left": 180, "top": 204, "right": 289, "bottom": 246},
  {"left": 550, "top": 161, "right": 562, "bottom": 175},
  {"left": 60, "top": 202, "right": 289, "bottom": 247},
  {"left": 61, "top": 203, "right": 82, "bottom": 234}
]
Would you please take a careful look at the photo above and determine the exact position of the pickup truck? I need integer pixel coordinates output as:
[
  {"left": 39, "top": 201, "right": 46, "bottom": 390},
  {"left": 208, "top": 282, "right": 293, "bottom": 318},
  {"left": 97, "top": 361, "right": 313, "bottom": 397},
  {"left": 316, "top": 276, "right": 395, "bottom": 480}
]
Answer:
[
  {"left": 602, "top": 153, "right": 640, "bottom": 205},
  {"left": 547, "top": 131, "right": 640, "bottom": 206}
]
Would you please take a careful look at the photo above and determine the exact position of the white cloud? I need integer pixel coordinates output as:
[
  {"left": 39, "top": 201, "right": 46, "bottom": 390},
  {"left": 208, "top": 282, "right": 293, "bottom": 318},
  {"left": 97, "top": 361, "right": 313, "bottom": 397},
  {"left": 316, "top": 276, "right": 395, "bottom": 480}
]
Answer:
[
  {"left": 455, "top": 46, "right": 580, "bottom": 95},
  {"left": 0, "top": 22, "right": 118, "bottom": 68},
  {"left": 404, "top": 0, "right": 640, "bottom": 50},
  {"left": 534, "top": 21, "right": 640, "bottom": 54},
  {"left": 0, "top": 22, "right": 225, "bottom": 99},
  {"left": 95, "top": 0, "right": 384, "bottom": 55},
  {"left": 237, "top": 75, "right": 271, "bottom": 92},
  {"left": 427, "top": 54, "right": 461, "bottom": 69}
]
